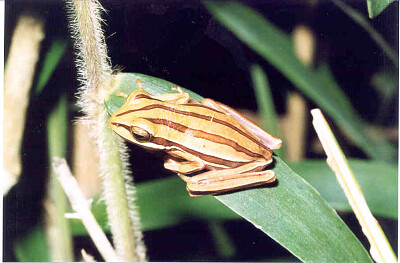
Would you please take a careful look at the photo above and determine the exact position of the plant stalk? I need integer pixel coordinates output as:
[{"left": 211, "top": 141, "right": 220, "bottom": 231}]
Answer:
[
  {"left": 311, "top": 108, "right": 397, "bottom": 263},
  {"left": 52, "top": 157, "right": 119, "bottom": 262},
  {"left": 65, "top": 0, "right": 146, "bottom": 260},
  {"left": 4, "top": 14, "right": 44, "bottom": 194},
  {"left": 45, "top": 95, "right": 74, "bottom": 261}
]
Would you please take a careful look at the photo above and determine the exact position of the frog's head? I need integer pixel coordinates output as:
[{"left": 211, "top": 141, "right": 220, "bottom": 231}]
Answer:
[{"left": 110, "top": 89, "right": 166, "bottom": 150}]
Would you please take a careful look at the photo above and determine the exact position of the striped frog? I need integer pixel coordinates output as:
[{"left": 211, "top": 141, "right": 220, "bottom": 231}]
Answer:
[{"left": 110, "top": 79, "right": 282, "bottom": 196}]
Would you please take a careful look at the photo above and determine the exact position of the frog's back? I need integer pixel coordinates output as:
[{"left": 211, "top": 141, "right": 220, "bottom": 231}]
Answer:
[{"left": 159, "top": 102, "right": 273, "bottom": 168}]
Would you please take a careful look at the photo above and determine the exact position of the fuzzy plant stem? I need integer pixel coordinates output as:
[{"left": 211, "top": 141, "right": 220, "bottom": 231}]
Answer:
[{"left": 65, "top": 0, "right": 146, "bottom": 261}]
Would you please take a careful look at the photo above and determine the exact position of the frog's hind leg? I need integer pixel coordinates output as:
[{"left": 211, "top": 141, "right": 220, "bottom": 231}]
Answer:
[{"left": 183, "top": 159, "right": 276, "bottom": 196}]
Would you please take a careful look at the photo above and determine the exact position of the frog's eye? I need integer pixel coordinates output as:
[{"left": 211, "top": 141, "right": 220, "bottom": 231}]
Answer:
[{"left": 130, "top": 126, "right": 152, "bottom": 142}]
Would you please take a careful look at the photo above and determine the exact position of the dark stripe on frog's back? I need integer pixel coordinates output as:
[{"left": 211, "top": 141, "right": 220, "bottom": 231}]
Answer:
[
  {"left": 175, "top": 103, "right": 271, "bottom": 154},
  {"left": 145, "top": 118, "right": 266, "bottom": 160}
]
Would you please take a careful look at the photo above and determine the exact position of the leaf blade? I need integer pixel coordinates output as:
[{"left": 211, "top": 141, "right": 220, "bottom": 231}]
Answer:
[
  {"left": 35, "top": 39, "right": 67, "bottom": 95},
  {"left": 215, "top": 157, "right": 372, "bottom": 262},
  {"left": 71, "top": 158, "right": 397, "bottom": 237},
  {"left": 367, "top": 0, "right": 395, "bottom": 18},
  {"left": 103, "top": 72, "right": 372, "bottom": 262},
  {"left": 291, "top": 159, "right": 398, "bottom": 219}
]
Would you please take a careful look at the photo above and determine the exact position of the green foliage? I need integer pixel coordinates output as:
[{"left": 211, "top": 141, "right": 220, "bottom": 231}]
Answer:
[
  {"left": 70, "top": 158, "right": 397, "bottom": 237},
  {"left": 291, "top": 160, "right": 398, "bottom": 219},
  {"left": 367, "top": 0, "right": 395, "bottom": 18},
  {"left": 250, "top": 65, "right": 284, "bottom": 157},
  {"left": 11, "top": 2, "right": 397, "bottom": 261},
  {"left": 46, "top": 95, "right": 74, "bottom": 261},
  {"left": 35, "top": 39, "right": 67, "bottom": 95},
  {"left": 69, "top": 159, "right": 397, "bottom": 237},
  {"left": 204, "top": 1, "right": 396, "bottom": 163},
  {"left": 14, "top": 224, "right": 50, "bottom": 262},
  {"left": 214, "top": 157, "right": 372, "bottom": 262},
  {"left": 371, "top": 70, "right": 398, "bottom": 122},
  {"left": 14, "top": 41, "right": 72, "bottom": 261},
  {"left": 207, "top": 221, "right": 236, "bottom": 259},
  {"left": 103, "top": 72, "right": 372, "bottom": 262}
]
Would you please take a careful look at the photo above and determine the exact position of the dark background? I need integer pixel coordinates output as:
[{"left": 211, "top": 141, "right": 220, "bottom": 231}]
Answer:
[{"left": 4, "top": 0, "right": 398, "bottom": 261}]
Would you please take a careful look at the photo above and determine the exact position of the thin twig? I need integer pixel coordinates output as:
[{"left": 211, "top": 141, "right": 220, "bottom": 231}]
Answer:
[
  {"left": 52, "top": 157, "right": 119, "bottom": 262},
  {"left": 311, "top": 108, "right": 397, "bottom": 263},
  {"left": 81, "top": 249, "right": 97, "bottom": 262}
]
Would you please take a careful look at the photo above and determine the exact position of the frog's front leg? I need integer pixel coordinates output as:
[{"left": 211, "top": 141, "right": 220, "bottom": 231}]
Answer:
[
  {"left": 201, "top": 98, "right": 282, "bottom": 150},
  {"left": 133, "top": 79, "right": 191, "bottom": 104},
  {"left": 178, "top": 159, "right": 275, "bottom": 197},
  {"left": 164, "top": 150, "right": 205, "bottom": 174},
  {"left": 155, "top": 85, "right": 199, "bottom": 104}
]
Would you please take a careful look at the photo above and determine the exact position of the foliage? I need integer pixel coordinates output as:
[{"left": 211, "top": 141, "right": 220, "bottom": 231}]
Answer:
[
  {"left": 8, "top": 1, "right": 397, "bottom": 262},
  {"left": 104, "top": 73, "right": 373, "bottom": 262},
  {"left": 367, "top": 0, "right": 395, "bottom": 18},
  {"left": 205, "top": 1, "right": 396, "bottom": 163}
]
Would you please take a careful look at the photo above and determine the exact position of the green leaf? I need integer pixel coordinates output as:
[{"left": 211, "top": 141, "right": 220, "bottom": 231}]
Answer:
[
  {"left": 204, "top": 1, "right": 396, "bottom": 163},
  {"left": 35, "top": 39, "right": 67, "bottom": 95},
  {"left": 69, "top": 158, "right": 397, "bottom": 236},
  {"left": 250, "top": 65, "right": 284, "bottom": 157},
  {"left": 371, "top": 70, "right": 398, "bottom": 100},
  {"left": 370, "top": 69, "right": 398, "bottom": 122},
  {"left": 14, "top": 224, "right": 50, "bottom": 262},
  {"left": 70, "top": 176, "right": 239, "bottom": 234},
  {"left": 106, "top": 73, "right": 203, "bottom": 115},
  {"left": 214, "top": 158, "right": 373, "bottom": 262},
  {"left": 207, "top": 221, "right": 236, "bottom": 259},
  {"left": 102, "top": 72, "right": 372, "bottom": 262},
  {"left": 367, "top": 0, "right": 394, "bottom": 18},
  {"left": 291, "top": 160, "right": 398, "bottom": 219}
]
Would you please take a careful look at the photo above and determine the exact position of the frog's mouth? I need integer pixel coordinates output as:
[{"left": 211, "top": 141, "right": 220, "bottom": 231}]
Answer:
[{"left": 110, "top": 122, "right": 132, "bottom": 142}]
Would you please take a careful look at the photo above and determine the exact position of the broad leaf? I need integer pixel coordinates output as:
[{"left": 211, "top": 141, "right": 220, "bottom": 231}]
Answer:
[
  {"left": 69, "top": 158, "right": 397, "bottom": 237},
  {"left": 291, "top": 160, "right": 398, "bottom": 219},
  {"left": 367, "top": 0, "right": 395, "bottom": 18},
  {"left": 204, "top": 1, "right": 396, "bottom": 163},
  {"left": 101, "top": 72, "right": 372, "bottom": 262}
]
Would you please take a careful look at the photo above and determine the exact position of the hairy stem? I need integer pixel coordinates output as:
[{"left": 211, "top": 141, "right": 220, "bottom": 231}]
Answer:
[{"left": 65, "top": 0, "right": 146, "bottom": 260}]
